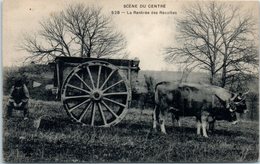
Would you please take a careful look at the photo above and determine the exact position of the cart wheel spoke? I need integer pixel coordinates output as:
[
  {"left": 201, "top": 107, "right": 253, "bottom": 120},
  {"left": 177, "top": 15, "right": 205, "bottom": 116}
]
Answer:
[
  {"left": 64, "top": 95, "right": 90, "bottom": 100},
  {"left": 97, "top": 102, "right": 107, "bottom": 125},
  {"left": 62, "top": 61, "right": 130, "bottom": 127},
  {"left": 67, "top": 84, "right": 90, "bottom": 94},
  {"left": 68, "top": 99, "right": 91, "bottom": 112},
  {"left": 74, "top": 73, "right": 92, "bottom": 91},
  {"left": 101, "top": 100, "right": 118, "bottom": 118},
  {"left": 96, "top": 65, "right": 102, "bottom": 88},
  {"left": 103, "top": 97, "right": 126, "bottom": 108},
  {"left": 91, "top": 102, "right": 97, "bottom": 126},
  {"left": 102, "top": 80, "right": 124, "bottom": 93},
  {"left": 87, "top": 66, "right": 95, "bottom": 89},
  {"left": 103, "top": 92, "right": 128, "bottom": 96},
  {"left": 78, "top": 102, "right": 92, "bottom": 122},
  {"left": 99, "top": 70, "right": 116, "bottom": 90}
]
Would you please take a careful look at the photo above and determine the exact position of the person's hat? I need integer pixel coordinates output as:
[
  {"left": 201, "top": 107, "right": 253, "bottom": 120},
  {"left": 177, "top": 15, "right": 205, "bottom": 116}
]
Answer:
[{"left": 14, "top": 79, "right": 23, "bottom": 87}]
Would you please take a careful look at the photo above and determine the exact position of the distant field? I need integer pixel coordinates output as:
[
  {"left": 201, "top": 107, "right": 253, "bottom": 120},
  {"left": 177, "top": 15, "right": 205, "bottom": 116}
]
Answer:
[{"left": 3, "top": 97, "right": 259, "bottom": 162}]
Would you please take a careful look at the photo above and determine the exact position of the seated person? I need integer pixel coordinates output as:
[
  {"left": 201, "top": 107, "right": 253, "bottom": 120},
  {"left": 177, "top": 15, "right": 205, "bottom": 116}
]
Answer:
[{"left": 7, "top": 79, "right": 29, "bottom": 120}]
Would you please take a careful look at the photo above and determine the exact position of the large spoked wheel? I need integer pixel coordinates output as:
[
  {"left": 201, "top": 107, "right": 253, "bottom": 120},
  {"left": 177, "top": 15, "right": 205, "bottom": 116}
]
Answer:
[{"left": 61, "top": 61, "right": 130, "bottom": 127}]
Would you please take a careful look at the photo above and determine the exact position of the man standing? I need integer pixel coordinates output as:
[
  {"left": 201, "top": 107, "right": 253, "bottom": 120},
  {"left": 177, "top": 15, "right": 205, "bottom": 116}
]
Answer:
[{"left": 7, "top": 79, "right": 30, "bottom": 120}]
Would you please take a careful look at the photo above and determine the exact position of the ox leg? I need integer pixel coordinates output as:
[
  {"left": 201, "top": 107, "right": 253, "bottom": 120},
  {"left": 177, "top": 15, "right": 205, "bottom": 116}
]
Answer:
[
  {"left": 160, "top": 109, "right": 167, "bottom": 134},
  {"left": 231, "top": 112, "right": 238, "bottom": 125},
  {"left": 201, "top": 121, "right": 208, "bottom": 138},
  {"left": 201, "top": 112, "right": 209, "bottom": 138},
  {"left": 176, "top": 115, "right": 181, "bottom": 127},
  {"left": 153, "top": 105, "right": 160, "bottom": 131},
  {"left": 208, "top": 120, "right": 215, "bottom": 133},
  {"left": 170, "top": 107, "right": 181, "bottom": 127},
  {"left": 196, "top": 119, "right": 202, "bottom": 135},
  {"left": 171, "top": 112, "right": 176, "bottom": 126},
  {"left": 171, "top": 114, "right": 181, "bottom": 127}
]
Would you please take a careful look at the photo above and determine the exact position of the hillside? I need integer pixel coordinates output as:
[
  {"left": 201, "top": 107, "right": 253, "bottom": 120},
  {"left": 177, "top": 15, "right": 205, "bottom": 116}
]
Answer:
[
  {"left": 138, "top": 70, "right": 258, "bottom": 93},
  {"left": 138, "top": 70, "right": 209, "bottom": 84}
]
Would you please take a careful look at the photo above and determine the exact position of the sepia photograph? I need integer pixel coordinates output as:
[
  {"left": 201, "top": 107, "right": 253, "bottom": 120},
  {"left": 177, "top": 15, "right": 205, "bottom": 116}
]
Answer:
[{"left": 2, "top": 0, "right": 259, "bottom": 162}]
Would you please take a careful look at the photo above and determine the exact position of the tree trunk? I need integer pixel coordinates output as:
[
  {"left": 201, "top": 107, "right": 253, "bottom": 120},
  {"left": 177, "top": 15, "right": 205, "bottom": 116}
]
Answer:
[
  {"left": 87, "top": 51, "right": 91, "bottom": 58},
  {"left": 221, "top": 66, "right": 226, "bottom": 88},
  {"left": 81, "top": 39, "right": 84, "bottom": 57},
  {"left": 87, "top": 42, "right": 92, "bottom": 58},
  {"left": 210, "top": 69, "right": 215, "bottom": 85}
]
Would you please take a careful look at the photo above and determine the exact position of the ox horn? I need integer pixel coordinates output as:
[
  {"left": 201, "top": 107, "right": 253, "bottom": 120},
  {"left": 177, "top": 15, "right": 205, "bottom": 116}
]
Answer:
[
  {"left": 229, "top": 109, "right": 235, "bottom": 112},
  {"left": 230, "top": 93, "right": 237, "bottom": 101},
  {"left": 243, "top": 90, "right": 250, "bottom": 96}
]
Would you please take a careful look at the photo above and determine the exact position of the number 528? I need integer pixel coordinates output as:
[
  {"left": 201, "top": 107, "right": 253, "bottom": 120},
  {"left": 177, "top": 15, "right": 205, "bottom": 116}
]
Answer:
[{"left": 111, "top": 11, "right": 120, "bottom": 14}]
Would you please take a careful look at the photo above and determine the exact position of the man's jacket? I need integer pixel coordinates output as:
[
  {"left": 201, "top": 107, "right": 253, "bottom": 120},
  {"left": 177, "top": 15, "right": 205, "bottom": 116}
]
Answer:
[{"left": 9, "top": 84, "right": 29, "bottom": 104}]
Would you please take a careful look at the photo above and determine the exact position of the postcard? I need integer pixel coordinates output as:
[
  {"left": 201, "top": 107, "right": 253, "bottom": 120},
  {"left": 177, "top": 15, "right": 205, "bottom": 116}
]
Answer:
[{"left": 3, "top": 0, "right": 259, "bottom": 162}]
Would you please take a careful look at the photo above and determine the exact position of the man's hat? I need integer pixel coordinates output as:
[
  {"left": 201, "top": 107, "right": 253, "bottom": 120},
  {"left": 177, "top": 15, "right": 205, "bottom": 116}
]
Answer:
[{"left": 14, "top": 79, "right": 23, "bottom": 87}]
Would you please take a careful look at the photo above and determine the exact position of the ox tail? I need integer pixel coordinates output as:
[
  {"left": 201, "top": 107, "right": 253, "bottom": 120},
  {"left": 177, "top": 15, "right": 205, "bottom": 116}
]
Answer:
[{"left": 154, "top": 81, "right": 169, "bottom": 105}]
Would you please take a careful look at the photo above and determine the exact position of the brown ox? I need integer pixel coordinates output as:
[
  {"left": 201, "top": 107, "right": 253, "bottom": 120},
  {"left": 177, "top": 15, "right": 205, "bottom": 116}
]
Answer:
[{"left": 153, "top": 82, "right": 248, "bottom": 137}]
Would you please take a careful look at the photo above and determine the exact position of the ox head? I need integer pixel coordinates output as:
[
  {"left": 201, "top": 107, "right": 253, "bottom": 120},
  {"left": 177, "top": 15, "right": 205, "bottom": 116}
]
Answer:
[
  {"left": 227, "top": 91, "right": 249, "bottom": 114},
  {"left": 215, "top": 91, "right": 249, "bottom": 114}
]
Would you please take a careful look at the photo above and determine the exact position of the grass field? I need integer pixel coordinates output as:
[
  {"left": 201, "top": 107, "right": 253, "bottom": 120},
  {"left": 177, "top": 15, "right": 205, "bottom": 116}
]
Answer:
[{"left": 3, "top": 97, "right": 259, "bottom": 162}]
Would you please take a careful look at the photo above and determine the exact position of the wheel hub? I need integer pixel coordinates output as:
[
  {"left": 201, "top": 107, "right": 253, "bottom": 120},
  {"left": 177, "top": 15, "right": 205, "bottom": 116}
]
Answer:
[{"left": 91, "top": 90, "right": 103, "bottom": 101}]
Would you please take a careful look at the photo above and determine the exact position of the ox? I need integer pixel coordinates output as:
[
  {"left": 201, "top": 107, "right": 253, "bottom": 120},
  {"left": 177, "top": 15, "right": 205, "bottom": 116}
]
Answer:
[{"left": 153, "top": 82, "right": 248, "bottom": 137}]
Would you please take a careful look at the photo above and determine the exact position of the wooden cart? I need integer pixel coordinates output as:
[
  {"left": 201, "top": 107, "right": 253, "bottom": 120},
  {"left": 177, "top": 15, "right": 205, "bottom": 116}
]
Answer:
[{"left": 51, "top": 56, "right": 140, "bottom": 127}]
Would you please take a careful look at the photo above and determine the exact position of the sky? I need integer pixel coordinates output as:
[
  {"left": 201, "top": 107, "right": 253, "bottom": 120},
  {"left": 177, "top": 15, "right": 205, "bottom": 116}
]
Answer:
[{"left": 3, "top": 0, "right": 259, "bottom": 71}]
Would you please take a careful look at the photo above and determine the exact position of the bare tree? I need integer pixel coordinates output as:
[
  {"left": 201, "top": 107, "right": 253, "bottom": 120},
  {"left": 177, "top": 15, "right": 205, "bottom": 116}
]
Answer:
[
  {"left": 165, "top": 2, "right": 258, "bottom": 88},
  {"left": 179, "top": 66, "right": 193, "bottom": 83},
  {"left": 21, "top": 4, "right": 127, "bottom": 63}
]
